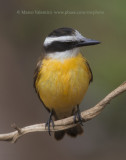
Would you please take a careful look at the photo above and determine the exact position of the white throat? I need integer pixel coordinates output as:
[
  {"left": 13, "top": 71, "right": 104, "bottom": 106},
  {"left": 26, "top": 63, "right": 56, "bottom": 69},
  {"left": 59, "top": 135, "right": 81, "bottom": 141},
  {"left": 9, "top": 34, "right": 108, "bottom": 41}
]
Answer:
[{"left": 46, "top": 48, "right": 79, "bottom": 60}]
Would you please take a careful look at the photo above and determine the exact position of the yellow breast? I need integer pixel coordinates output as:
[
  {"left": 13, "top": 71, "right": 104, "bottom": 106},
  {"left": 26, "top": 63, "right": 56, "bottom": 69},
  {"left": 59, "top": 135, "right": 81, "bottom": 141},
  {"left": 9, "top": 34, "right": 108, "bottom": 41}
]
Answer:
[{"left": 35, "top": 53, "right": 91, "bottom": 116}]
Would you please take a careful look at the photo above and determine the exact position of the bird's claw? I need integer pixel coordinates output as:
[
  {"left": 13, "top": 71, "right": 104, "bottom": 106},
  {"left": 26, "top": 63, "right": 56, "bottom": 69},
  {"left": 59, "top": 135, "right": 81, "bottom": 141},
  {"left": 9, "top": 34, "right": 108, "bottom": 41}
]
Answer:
[
  {"left": 73, "top": 105, "right": 83, "bottom": 126},
  {"left": 45, "top": 111, "right": 54, "bottom": 136}
]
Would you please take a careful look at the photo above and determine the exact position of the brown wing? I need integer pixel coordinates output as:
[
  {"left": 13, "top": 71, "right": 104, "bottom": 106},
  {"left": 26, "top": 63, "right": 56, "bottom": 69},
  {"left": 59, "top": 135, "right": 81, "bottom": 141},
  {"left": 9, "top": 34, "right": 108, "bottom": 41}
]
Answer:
[
  {"left": 33, "top": 55, "right": 50, "bottom": 112},
  {"left": 33, "top": 56, "right": 42, "bottom": 91},
  {"left": 85, "top": 60, "right": 93, "bottom": 83}
]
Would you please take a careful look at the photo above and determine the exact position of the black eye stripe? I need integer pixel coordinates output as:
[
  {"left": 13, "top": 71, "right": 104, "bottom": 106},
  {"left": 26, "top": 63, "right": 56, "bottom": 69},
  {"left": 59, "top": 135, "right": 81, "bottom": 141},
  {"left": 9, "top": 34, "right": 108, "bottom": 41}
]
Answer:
[{"left": 44, "top": 41, "right": 78, "bottom": 53}]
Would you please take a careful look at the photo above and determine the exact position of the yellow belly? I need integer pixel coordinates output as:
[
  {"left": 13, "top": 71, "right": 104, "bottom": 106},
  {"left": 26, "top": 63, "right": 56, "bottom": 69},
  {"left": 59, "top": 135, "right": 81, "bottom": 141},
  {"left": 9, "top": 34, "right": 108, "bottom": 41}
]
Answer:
[{"left": 35, "top": 53, "right": 91, "bottom": 118}]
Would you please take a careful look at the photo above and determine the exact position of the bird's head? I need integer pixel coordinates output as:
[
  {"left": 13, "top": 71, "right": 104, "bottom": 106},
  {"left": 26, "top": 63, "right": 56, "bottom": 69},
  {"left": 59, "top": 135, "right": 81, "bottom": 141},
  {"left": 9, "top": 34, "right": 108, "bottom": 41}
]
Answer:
[{"left": 43, "top": 27, "right": 100, "bottom": 59}]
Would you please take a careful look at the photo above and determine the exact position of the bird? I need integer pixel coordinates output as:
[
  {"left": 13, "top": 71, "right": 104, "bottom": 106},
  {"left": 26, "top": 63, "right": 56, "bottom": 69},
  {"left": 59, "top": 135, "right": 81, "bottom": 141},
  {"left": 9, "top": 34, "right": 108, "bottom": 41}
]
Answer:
[{"left": 34, "top": 27, "right": 100, "bottom": 140}]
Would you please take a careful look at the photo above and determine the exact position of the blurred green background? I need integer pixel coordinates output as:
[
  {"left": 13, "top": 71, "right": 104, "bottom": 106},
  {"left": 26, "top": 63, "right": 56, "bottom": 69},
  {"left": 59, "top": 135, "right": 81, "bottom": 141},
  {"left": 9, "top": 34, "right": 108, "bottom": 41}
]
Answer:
[{"left": 0, "top": 0, "right": 126, "bottom": 160}]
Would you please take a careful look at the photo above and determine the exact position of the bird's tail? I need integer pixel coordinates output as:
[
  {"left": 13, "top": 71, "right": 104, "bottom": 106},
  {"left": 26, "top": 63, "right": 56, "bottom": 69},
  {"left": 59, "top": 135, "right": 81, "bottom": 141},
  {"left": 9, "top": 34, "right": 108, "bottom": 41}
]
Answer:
[{"left": 54, "top": 124, "right": 83, "bottom": 140}]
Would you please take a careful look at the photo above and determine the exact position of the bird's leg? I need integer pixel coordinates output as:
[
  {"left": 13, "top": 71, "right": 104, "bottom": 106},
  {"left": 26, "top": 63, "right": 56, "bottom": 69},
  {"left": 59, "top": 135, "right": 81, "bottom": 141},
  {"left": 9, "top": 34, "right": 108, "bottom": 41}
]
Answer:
[
  {"left": 45, "top": 110, "right": 54, "bottom": 136},
  {"left": 73, "top": 104, "right": 83, "bottom": 126}
]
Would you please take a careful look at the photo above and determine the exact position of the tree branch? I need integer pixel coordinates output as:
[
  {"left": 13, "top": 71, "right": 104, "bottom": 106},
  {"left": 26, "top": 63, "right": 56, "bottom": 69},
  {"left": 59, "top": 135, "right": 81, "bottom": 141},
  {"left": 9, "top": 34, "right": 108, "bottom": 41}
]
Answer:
[{"left": 0, "top": 82, "right": 126, "bottom": 143}]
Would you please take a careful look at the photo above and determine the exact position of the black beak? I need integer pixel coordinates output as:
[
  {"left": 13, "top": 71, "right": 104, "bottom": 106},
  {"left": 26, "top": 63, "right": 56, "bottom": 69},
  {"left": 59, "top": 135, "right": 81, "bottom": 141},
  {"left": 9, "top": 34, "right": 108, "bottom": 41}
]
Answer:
[{"left": 76, "top": 38, "right": 101, "bottom": 47}]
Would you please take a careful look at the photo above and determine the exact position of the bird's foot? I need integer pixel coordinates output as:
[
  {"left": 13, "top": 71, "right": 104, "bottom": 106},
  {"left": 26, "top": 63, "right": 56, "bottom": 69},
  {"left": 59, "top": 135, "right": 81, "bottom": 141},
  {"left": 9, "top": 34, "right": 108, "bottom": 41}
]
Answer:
[
  {"left": 73, "top": 105, "right": 83, "bottom": 126},
  {"left": 45, "top": 110, "right": 54, "bottom": 136}
]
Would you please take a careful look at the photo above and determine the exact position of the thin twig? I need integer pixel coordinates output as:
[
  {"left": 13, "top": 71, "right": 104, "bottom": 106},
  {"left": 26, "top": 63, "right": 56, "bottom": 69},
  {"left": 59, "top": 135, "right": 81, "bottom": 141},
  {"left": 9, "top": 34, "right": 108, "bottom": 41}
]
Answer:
[{"left": 0, "top": 82, "right": 126, "bottom": 143}]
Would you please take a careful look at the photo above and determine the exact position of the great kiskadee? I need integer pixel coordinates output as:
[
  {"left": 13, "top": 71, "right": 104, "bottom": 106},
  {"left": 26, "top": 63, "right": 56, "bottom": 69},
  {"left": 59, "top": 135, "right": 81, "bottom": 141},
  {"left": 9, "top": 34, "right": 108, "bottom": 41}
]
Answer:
[{"left": 34, "top": 27, "right": 100, "bottom": 140}]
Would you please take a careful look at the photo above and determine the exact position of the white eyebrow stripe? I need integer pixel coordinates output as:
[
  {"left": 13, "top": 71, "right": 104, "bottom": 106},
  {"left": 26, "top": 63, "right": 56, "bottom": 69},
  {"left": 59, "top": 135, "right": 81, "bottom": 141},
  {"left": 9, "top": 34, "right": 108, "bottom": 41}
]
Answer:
[{"left": 44, "top": 35, "right": 76, "bottom": 46}]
